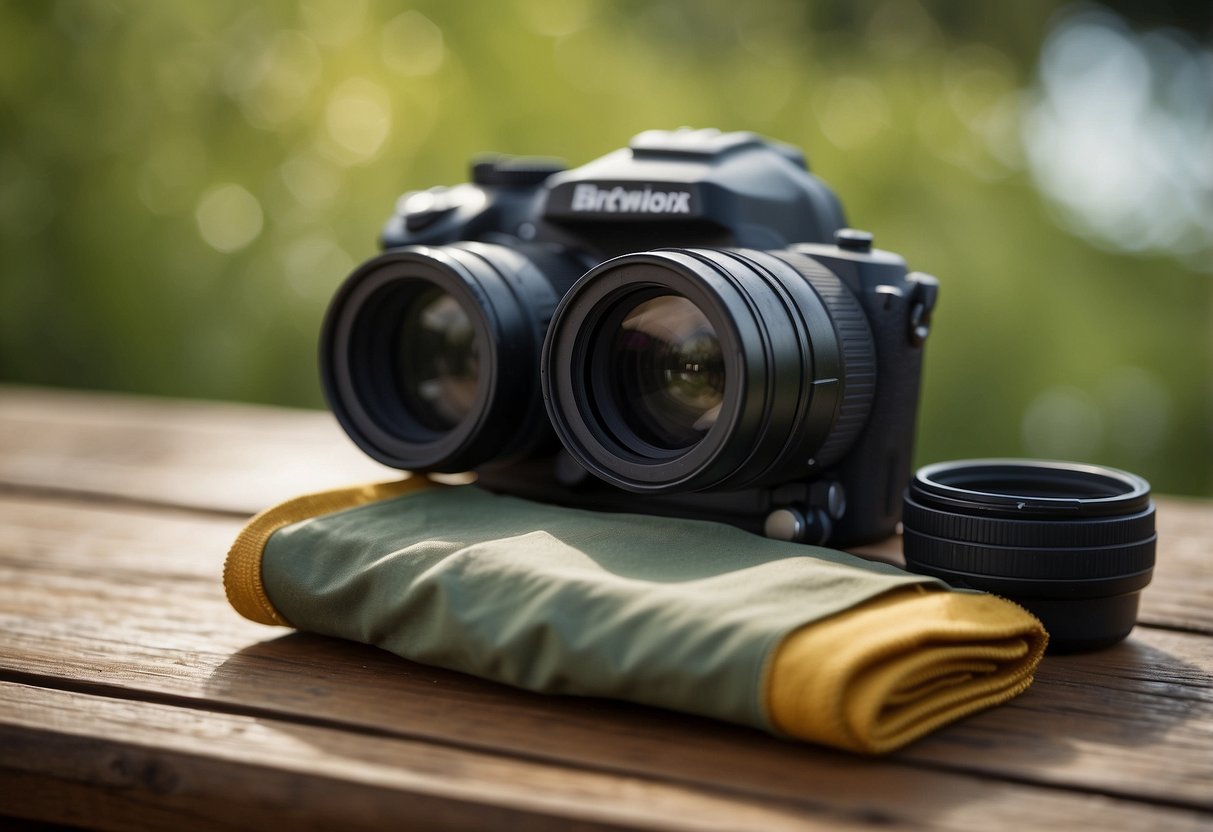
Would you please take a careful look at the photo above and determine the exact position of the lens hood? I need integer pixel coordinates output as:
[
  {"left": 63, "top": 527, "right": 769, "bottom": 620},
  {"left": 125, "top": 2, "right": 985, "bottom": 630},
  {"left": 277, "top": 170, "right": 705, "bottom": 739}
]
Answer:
[{"left": 902, "top": 459, "right": 1156, "bottom": 652}]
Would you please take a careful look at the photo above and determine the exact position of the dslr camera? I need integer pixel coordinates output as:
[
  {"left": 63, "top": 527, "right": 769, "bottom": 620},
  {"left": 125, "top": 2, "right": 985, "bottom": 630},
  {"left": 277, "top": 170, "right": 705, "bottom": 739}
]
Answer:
[{"left": 320, "top": 129, "right": 939, "bottom": 545}]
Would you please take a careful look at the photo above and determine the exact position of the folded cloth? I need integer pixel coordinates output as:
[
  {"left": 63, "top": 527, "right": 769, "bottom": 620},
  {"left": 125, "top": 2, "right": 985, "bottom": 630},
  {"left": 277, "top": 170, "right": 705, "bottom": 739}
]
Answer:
[{"left": 224, "top": 478, "right": 1046, "bottom": 754}]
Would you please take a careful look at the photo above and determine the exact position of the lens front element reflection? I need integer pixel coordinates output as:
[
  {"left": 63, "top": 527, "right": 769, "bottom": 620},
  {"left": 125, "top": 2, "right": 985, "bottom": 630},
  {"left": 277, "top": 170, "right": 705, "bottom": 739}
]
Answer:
[
  {"left": 396, "top": 286, "right": 480, "bottom": 430},
  {"left": 608, "top": 295, "right": 725, "bottom": 450}
]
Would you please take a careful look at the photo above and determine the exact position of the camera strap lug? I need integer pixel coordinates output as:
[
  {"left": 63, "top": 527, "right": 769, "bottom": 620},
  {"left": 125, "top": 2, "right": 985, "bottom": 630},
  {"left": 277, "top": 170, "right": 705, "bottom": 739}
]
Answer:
[{"left": 907, "top": 272, "right": 940, "bottom": 346}]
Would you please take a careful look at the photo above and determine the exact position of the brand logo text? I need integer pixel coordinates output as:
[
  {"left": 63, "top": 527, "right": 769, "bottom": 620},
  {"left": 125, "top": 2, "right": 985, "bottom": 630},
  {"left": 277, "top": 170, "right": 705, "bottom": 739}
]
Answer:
[{"left": 570, "top": 184, "right": 692, "bottom": 214}]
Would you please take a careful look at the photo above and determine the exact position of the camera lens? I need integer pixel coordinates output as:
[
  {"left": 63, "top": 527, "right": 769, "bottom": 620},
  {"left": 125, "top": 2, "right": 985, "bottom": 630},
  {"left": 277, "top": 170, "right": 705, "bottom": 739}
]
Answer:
[
  {"left": 321, "top": 243, "right": 581, "bottom": 472},
  {"left": 606, "top": 294, "right": 726, "bottom": 450},
  {"left": 902, "top": 459, "right": 1156, "bottom": 653},
  {"left": 543, "top": 248, "right": 876, "bottom": 492},
  {"left": 395, "top": 286, "right": 480, "bottom": 431}
]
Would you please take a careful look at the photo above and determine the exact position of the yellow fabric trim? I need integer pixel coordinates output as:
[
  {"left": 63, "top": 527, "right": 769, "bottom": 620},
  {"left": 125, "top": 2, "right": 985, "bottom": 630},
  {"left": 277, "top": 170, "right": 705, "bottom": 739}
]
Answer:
[
  {"left": 765, "top": 587, "right": 1047, "bottom": 754},
  {"left": 223, "top": 477, "right": 430, "bottom": 626}
]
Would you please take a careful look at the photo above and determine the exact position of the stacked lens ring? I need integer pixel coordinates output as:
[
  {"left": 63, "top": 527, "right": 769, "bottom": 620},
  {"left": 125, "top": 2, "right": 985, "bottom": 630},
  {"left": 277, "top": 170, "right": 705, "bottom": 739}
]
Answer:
[{"left": 903, "top": 460, "right": 1156, "bottom": 652}]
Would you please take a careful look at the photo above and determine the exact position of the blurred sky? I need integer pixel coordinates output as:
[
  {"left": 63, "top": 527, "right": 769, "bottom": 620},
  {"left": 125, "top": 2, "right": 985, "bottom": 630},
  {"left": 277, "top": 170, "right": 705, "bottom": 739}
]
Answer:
[{"left": 1, "top": 0, "right": 1210, "bottom": 495}]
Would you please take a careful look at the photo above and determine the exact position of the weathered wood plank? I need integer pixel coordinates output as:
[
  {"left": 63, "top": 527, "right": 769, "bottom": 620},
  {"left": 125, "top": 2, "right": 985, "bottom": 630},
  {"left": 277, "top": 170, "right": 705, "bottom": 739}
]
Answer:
[
  {"left": 1, "top": 494, "right": 1210, "bottom": 813},
  {"left": 1, "top": 386, "right": 1209, "bottom": 634},
  {"left": 0, "top": 385, "right": 391, "bottom": 515},
  {"left": 0, "top": 682, "right": 837, "bottom": 832},
  {"left": 1137, "top": 497, "right": 1213, "bottom": 634},
  {"left": 910, "top": 628, "right": 1213, "bottom": 797},
  {"left": 3, "top": 682, "right": 1211, "bottom": 832}
]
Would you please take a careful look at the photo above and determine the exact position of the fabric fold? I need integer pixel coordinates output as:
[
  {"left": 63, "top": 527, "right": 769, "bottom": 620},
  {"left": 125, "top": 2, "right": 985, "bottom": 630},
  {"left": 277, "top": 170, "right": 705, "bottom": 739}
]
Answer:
[
  {"left": 767, "top": 587, "right": 1046, "bottom": 753},
  {"left": 223, "top": 481, "right": 1046, "bottom": 754}
]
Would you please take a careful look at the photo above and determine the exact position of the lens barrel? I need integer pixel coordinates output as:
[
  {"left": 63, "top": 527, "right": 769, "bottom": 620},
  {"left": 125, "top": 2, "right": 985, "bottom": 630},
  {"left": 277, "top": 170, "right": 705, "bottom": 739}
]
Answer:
[
  {"left": 542, "top": 248, "right": 876, "bottom": 492},
  {"left": 902, "top": 459, "right": 1156, "bottom": 652},
  {"left": 321, "top": 242, "right": 580, "bottom": 472}
]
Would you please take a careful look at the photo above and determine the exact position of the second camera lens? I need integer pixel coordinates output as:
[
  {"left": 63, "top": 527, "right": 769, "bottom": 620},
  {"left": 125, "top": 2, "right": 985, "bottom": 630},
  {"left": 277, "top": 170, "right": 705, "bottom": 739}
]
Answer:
[
  {"left": 395, "top": 286, "right": 480, "bottom": 431},
  {"left": 321, "top": 242, "right": 582, "bottom": 472}
]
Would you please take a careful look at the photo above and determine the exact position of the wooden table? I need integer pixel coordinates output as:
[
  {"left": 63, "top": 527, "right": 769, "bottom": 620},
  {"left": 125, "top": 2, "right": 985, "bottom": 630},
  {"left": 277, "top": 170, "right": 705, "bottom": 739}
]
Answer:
[{"left": 1, "top": 385, "right": 1209, "bottom": 831}]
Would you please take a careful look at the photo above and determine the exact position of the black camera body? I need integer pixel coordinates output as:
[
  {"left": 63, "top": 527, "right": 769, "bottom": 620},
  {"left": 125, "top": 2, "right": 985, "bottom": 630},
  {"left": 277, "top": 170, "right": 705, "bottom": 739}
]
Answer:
[{"left": 321, "top": 129, "right": 939, "bottom": 545}]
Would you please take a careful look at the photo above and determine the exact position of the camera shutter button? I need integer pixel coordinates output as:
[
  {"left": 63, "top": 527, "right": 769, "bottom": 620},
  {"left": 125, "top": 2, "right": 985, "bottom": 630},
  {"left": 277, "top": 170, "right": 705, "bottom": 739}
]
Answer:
[
  {"left": 400, "top": 188, "right": 456, "bottom": 231},
  {"left": 472, "top": 157, "right": 566, "bottom": 187},
  {"left": 835, "top": 228, "right": 874, "bottom": 252}
]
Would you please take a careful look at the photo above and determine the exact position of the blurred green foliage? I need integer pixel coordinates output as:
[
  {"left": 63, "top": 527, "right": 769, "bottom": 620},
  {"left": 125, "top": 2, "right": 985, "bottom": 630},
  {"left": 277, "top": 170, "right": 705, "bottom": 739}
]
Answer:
[{"left": 1, "top": 0, "right": 1209, "bottom": 496}]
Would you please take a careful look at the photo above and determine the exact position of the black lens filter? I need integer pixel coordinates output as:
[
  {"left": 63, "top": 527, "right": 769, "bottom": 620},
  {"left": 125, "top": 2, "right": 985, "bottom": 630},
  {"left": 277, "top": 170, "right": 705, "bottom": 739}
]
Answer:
[{"left": 902, "top": 459, "right": 1156, "bottom": 652}]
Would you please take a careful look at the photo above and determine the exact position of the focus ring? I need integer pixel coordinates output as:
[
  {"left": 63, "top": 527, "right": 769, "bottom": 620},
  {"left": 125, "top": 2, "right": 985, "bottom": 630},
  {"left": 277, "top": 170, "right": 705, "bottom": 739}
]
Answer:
[
  {"left": 904, "top": 528, "right": 1157, "bottom": 580},
  {"left": 903, "top": 494, "right": 1156, "bottom": 548},
  {"left": 768, "top": 250, "right": 876, "bottom": 468}
]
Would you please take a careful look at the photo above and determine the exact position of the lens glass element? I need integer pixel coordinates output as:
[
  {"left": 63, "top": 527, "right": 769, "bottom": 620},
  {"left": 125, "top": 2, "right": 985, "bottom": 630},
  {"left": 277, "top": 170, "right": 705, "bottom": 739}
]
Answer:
[
  {"left": 395, "top": 286, "right": 480, "bottom": 431},
  {"left": 606, "top": 294, "right": 725, "bottom": 450}
]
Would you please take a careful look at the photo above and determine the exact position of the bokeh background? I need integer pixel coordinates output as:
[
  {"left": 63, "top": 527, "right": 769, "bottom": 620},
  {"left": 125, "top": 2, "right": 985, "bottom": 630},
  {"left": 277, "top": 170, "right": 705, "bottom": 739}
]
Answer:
[{"left": 2, "top": 0, "right": 1210, "bottom": 495}]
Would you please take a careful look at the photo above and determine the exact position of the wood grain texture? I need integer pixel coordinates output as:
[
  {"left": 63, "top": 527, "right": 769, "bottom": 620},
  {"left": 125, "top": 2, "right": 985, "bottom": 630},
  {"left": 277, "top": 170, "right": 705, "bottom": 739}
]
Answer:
[
  {"left": 0, "top": 494, "right": 1210, "bottom": 814},
  {"left": 0, "top": 385, "right": 392, "bottom": 515},
  {"left": 1138, "top": 497, "right": 1213, "bottom": 634},
  {"left": 2, "top": 385, "right": 1209, "bottom": 634},
  {"left": 5, "top": 682, "right": 1213, "bottom": 832},
  {"left": 0, "top": 682, "right": 838, "bottom": 832},
  {"left": 2, "top": 386, "right": 1211, "bottom": 830}
]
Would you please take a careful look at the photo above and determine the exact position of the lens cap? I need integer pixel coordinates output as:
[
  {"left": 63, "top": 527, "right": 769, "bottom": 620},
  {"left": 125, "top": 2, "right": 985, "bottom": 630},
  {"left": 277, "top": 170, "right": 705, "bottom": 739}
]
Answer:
[{"left": 902, "top": 459, "right": 1156, "bottom": 653}]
